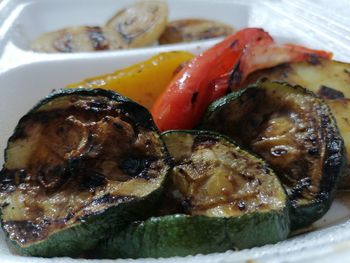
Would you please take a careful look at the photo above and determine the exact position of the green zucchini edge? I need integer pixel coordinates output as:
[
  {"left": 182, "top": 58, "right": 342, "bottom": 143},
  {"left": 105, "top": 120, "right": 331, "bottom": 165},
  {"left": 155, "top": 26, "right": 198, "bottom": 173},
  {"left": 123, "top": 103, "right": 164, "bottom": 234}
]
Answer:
[
  {"left": 200, "top": 80, "right": 346, "bottom": 229},
  {"left": 95, "top": 209, "right": 290, "bottom": 259},
  {"left": 0, "top": 88, "right": 172, "bottom": 257}
]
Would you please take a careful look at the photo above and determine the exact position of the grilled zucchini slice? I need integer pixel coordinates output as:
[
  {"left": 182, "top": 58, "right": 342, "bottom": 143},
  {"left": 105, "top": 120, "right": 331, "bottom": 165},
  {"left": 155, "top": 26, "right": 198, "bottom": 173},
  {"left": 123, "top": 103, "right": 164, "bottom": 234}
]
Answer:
[
  {"left": 326, "top": 99, "right": 350, "bottom": 188},
  {"left": 0, "top": 88, "right": 170, "bottom": 257},
  {"left": 96, "top": 130, "right": 289, "bottom": 258},
  {"left": 244, "top": 59, "right": 350, "bottom": 188},
  {"left": 201, "top": 80, "right": 345, "bottom": 229}
]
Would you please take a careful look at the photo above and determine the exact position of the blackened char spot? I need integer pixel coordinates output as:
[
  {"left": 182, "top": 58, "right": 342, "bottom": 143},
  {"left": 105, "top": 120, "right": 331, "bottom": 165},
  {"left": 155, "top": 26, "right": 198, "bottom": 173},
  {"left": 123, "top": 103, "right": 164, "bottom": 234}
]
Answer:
[
  {"left": 119, "top": 156, "right": 156, "bottom": 180},
  {"left": 37, "top": 165, "right": 70, "bottom": 192},
  {"left": 117, "top": 17, "right": 138, "bottom": 45},
  {"left": 87, "top": 27, "right": 109, "bottom": 51},
  {"left": 119, "top": 102, "right": 153, "bottom": 129},
  {"left": 27, "top": 110, "right": 64, "bottom": 126},
  {"left": 229, "top": 61, "right": 242, "bottom": 87},
  {"left": 18, "top": 169, "right": 27, "bottom": 182},
  {"left": 2, "top": 220, "right": 49, "bottom": 244},
  {"left": 238, "top": 172, "right": 255, "bottom": 182},
  {"left": 290, "top": 177, "right": 312, "bottom": 200},
  {"left": 0, "top": 169, "right": 27, "bottom": 193},
  {"left": 192, "top": 135, "right": 218, "bottom": 149},
  {"left": 56, "top": 126, "right": 66, "bottom": 135},
  {"left": 89, "top": 194, "right": 134, "bottom": 207},
  {"left": 326, "top": 140, "right": 343, "bottom": 167},
  {"left": 79, "top": 170, "right": 107, "bottom": 192},
  {"left": 0, "top": 169, "right": 17, "bottom": 193},
  {"left": 230, "top": 40, "right": 238, "bottom": 49},
  {"left": 54, "top": 32, "right": 73, "bottom": 52},
  {"left": 113, "top": 121, "right": 124, "bottom": 130},
  {"left": 86, "top": 99, "right": 109, "bottom": 112},
  {"left": 344, "top": 68, "right": 350, "bottom": 77},
  {"left": 191, "top": 92, "right": 198, "bottom": 104},
  {"left": 10, "top": 123, "right": 27, "bottom": 140},
  {"left": 274, "top": 63, "right": 293, "bottom": 78},
  {"left": 307, "top": 54, "right": 321, "bottom": 65},
  {"left": 317, "top": 85, "right": 345, "bottom": 99},
  {"left": 308, "top": 148, "right": 319, "bottom": 155},
  {"left": 173, "top": 62, "right": 188, "bottom": 76},
  {"left": 64, "top": 212, "right": 75, "bottom": 222},
  {"left": 78, "top": 194, "right": 136, "bottom": 222},
  {"left": 181, "top": 197, "right": 193, "bottom": 213}
]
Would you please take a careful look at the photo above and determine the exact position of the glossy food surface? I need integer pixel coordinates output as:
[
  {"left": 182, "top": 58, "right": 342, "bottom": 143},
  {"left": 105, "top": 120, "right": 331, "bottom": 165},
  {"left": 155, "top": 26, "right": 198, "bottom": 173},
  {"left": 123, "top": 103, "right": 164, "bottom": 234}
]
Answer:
[
  {"left": 201, "top": 80, "right": 345, "bottom": 228},
  {"left": 0, "top": 89, "right": 169, "bottom": 249}
]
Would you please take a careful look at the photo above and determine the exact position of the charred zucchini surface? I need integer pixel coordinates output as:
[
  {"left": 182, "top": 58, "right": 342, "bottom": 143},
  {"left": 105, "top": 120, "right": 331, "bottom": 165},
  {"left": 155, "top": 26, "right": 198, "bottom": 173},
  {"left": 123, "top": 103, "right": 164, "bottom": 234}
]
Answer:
[
  {"left": 244, "top": 59, "right": 350, "bottom": 188},
  {"left": 96, "top": 131, "right": 289, "bottom": 258},
  {"left": 326, "top": 99, "right": 350, "bottom": 187},
  {"left": 201, "top": 80, "right": 345, "bottom": 229},
  {"left": 0, "top": 88, "right": 170, "bottom": 257}
]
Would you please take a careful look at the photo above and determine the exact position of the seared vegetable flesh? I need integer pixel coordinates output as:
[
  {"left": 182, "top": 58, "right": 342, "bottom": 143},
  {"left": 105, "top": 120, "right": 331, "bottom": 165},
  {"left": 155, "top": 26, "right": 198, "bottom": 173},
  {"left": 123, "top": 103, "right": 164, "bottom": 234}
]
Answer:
[
  {"left": 244, "top": 58, "right": 350, "bottom": 98},
  {"left": 326, "top": 99, "right": 350, "bottom": 187},
  {"left": 159, "top": 19, "right": 234, "bottom": 44},
  {"left": 244, "top": 59, "right": 350, "bottom": 188},
  {"left": 201, "top": 80, "right": 345, "bottom": 229},
  {"left": 0, "top": 89, "right": 169, "bottom": 256},
  {"left": 95, "top": 131, "right": 289, "bottom": 258}
]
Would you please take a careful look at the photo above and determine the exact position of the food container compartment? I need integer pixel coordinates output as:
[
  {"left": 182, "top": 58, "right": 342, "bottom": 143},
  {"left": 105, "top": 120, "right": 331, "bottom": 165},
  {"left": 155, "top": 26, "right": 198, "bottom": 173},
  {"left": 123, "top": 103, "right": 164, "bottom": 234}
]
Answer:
[
  {"left": 2, "top": 0, "right": 349, "bottom": 72},
  {"left": 0, "top": 0, "right": 251, "bottom": 71},
  {"left": 1, "top": 0, "right": 350, "bottom": 262},
  {"left": 9, "top": 0, "right": 249, "bottom": 50}
]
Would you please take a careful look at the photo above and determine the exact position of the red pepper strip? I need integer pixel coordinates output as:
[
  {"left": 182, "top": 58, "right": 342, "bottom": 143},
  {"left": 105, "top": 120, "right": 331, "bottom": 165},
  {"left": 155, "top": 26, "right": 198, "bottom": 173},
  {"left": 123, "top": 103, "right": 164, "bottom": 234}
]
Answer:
[
  {"left": 230, "top": 43, "right": 333, "bottom": 89},
  {"left": 152, "top": 28, "right": 333, "bottom": 131},
  {"left": 152, "top": 28, "right": 273, "bottom": 131}
]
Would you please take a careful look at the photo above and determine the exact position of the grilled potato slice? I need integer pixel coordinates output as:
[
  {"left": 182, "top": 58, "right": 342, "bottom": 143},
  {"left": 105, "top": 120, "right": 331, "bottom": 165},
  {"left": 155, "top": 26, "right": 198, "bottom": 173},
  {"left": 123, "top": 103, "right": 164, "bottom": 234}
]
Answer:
[
  {"left": 159, "top": 19, "right": 234, "bottom": 44},
  {"left": 245, "top": 58, "right": 350, "bottom": 98},
  {"left": 31, "top": 26, "right": 125, "bottom": 53},
  {"left": 105, "top": 0, "right": 168, "bottom": 48}
]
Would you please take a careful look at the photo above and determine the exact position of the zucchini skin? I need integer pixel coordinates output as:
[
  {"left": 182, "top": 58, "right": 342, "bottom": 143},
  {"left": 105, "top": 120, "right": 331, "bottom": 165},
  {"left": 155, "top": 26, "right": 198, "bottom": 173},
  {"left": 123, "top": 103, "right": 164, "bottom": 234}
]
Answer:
[
  {"left": 95, "top": 129, "right": 290, "bottom": 259},
  {"left": 8, "top": 189, "right": 164, "bottom": 257},
  {"left": 4, "top": 88, "right": 158, "bottom": 163},
  {"left": 244, "top": 59, "right": 350, "bottom": 189},
  {"left": 0, "top": 88, "right": 171, "bottom": 257},
  {"left": 200, "top": 81, "right": 345, "bottom": 229},
  {"left": 96, "top": 209, "right": 289, "bottom": 259},
  {"left": 293, "top": 95, "right": 346, "bottom": 229}
]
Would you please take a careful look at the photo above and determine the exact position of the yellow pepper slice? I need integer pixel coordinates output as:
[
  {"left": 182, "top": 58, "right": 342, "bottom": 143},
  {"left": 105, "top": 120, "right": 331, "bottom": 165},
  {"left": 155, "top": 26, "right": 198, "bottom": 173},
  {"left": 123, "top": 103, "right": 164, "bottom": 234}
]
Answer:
[{"left": 67, "top": 51, "right": 194, "bottom": 109}]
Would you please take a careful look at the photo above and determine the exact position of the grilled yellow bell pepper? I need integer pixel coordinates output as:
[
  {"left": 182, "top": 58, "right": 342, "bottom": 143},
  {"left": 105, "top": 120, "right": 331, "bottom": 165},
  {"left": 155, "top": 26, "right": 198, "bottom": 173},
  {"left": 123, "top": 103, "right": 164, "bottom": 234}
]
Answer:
[{"left": 67, "top": 51, "right": 194, "bottom": 109}]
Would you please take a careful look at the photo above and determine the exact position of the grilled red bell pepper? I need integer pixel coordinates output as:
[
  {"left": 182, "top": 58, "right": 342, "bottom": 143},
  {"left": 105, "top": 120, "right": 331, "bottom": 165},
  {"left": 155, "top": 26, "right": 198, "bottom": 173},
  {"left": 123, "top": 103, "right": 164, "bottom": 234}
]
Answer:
[{"left": 151, "top": 28, "right": 332, "bottom": 131}]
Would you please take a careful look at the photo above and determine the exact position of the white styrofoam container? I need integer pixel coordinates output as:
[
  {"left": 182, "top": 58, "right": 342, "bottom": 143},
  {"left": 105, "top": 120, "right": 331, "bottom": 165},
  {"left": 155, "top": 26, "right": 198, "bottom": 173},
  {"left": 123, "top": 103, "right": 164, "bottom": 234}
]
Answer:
[{"left": 0, "top": 0, "right": 350, "bottom": 262}]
